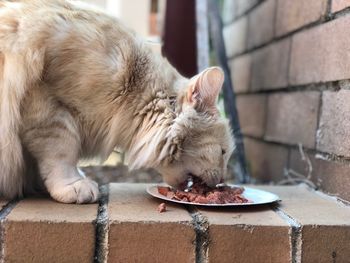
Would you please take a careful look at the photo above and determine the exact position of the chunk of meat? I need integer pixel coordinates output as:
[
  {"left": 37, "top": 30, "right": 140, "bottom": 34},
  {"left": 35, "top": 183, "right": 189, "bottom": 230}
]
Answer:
[
  {"left": 157, "top": 203, "right": 167, "bottom": 213},
  {"left": 157, "top": 186, "right": 170, "bottom": 196},
  {"left": 157, "top": 179, "right": 250, "bottom": 204}
]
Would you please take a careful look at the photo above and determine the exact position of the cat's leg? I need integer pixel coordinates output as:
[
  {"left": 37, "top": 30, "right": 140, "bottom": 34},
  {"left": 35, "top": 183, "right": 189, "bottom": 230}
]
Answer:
[{"left": 22, "top": 111, "right": 99, "bottom": 204}]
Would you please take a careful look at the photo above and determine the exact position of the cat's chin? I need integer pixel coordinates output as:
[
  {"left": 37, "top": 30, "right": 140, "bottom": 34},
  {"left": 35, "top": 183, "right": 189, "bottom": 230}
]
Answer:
[
  {"left": 165, "top": 173, "right": 203, "bottom": 190},
  {"left": 159, "top": 170, "right": 188, "bottom": 189}
]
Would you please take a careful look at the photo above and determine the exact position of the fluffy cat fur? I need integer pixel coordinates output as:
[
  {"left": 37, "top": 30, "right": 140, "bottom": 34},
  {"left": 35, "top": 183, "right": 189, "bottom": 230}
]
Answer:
[{"left": 0, "top": 0, "right": 234, "bottom": 203}]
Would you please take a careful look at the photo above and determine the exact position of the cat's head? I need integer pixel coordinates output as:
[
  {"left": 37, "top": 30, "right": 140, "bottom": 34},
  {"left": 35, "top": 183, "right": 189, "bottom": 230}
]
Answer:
[{"left": 156, "top": 67, "right": 234, "bottom": 188}]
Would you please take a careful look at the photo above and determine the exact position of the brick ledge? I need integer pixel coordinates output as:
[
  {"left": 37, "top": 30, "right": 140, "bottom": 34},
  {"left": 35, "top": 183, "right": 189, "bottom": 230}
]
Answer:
[{"left": 0, "top": 183, "right": 349, "bottom": 262}]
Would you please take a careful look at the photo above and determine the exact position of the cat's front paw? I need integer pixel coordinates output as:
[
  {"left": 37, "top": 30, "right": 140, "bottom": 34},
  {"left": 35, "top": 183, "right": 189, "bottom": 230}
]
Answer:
[{"left": 50, "top": 178, "right": 99, "bottom": 204}]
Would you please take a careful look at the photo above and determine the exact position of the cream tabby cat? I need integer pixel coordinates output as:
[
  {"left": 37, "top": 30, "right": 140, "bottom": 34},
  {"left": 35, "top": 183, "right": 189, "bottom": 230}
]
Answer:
[{"left": 0, "top": 0, "right": 234, "bottom": 203}]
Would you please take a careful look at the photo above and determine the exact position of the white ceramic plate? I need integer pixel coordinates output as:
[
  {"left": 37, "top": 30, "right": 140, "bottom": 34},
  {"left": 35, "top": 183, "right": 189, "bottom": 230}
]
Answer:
[{"left": 146, "top": 184, "right": 281, "bottom": 207}]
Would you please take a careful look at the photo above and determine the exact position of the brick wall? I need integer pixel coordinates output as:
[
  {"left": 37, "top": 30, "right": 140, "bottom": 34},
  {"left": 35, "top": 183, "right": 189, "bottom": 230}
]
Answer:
[{"left": 223, "top": 0, "right": 350, "bottom": 201}]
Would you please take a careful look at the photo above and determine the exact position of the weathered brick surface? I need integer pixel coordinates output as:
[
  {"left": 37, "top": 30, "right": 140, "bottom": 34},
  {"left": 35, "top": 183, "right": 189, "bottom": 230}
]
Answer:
[
  {"left": 199, "top": 206, "right": 290, "bottom": 263},
  {"left": 224, "top": 17, "right": 247, "bottom": 58},
  {"left": 244, "top": 138, "right": 289, "bottom": 182},
  {"left": 289, "top": 15, "right": 350, "bottom": 85},
  {"left": 230, "top": 54, "right": 251, "bottom": 93},
  {"left": 107, "top": 183, "right": 195, "bottom": 263},
  {"left": 275, "top": 0, "right": 327, "bottom": 36},
  {"left": 236, "top": 94, "right": 266, "bottom": 137},
  {"left": 257, "top": 185, "right": 350, "bottom": 262},
  {"left": 251, "top": 38, "right": 291, "bottom": 91},
  {"left": 301, "top": 226, "right": 350, "bottom": 262},
  {"left": 289, "top": 149, "right": 350, "bottom": 201},
  {"left": 247, "top": 0, "right": 275, "bottom": 49},
  {"left": 265, "top": 92, "right": 320, "bottom": 148},
  {"left": 3, "top": 199, "right": 97, "bottom": 263},
  {"left": 235, "top": 0, "right": 259, "bottom": 17},
  {"left": 222, "top": 0, "right": 350, "bottom": 195},
  {"left": 2, "top": 182, "right": 350, "bottom": 262},
  {"left": 332, "top": 0, "right": 350, "bottom": 12},
  {"left": 317, "top": 90, "right": 350, "bottom": 157}
]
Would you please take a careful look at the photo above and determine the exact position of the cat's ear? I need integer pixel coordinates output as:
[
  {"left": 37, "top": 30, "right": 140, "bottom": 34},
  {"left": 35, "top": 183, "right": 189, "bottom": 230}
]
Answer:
[{"left": 186, "top": 67, "right": 224, "bottom": 112}]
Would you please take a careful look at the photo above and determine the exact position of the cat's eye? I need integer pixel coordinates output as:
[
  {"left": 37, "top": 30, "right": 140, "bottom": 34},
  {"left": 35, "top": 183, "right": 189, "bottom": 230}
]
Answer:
[{"left": 221, "top": 149, "right": 226, "bottom": 155}]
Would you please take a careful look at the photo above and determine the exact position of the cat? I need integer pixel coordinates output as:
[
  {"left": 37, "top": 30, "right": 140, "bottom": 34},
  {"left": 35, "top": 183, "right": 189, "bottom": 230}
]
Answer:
[{"left": 0, "top": 0, "right": 234, "bottom": 203}]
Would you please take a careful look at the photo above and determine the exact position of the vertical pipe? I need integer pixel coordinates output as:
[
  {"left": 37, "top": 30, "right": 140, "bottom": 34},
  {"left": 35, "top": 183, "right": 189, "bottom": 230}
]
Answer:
[
  {"left": 207, "top": 0, "right": 250, "bottom": 183},
  {"left": 195, "top": 0, "right": 210, "bottom": 72}
]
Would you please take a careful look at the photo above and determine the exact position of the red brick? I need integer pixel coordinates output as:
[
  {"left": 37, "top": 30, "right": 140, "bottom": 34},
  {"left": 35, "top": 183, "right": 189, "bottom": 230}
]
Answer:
[
  {"left": 257, "top": 185, "right": 350, "bottom": 262},
  {"left": 107, "top": 183, "right": 195, "bottom": 263},
  {"left": 235, "top": 0, "right": 259, "bottom": 16},
  {"left": 236, "top": 94, "right": 266, "bottom": 137},
  {"left": 302, "top": 226, "right": 350, "bottom": 263},
  {"left": 289, "top": 15, "right": 350, "bottom": 85},
  {"left": 244, "top": 137, "right": 289, "bottom": 182},
  {"left": 265, "top": 92, "right": 320, "bottom": 148},
  {"left": 224, "top": 17, "right": 248, "bottom": 58},
  {"left": 289, "top": 149, "right": 350, "bottom": 201},
  {"left": 247, "top": 0, "right": 276, "bottom": 49},
  {"left": 199, "top": 206, "right": 290, "bottom": 263},
  {"left": 332, "top": 0, "right": 350, "bottom": 12},
  {"left": 275, "top": 0, "right": 327, "bottom": 36},
  {"left": 251, "top": 38, "right": 291, "bottom": 90},
  {"left": 3, "top": 199, "right": 97, "bottom": 263},
  {"left": 317, "top": 90, "right": 350, "bottom": 156},
  {"left": 229, "top": 54, "right": 251, "bottom": 93}
]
